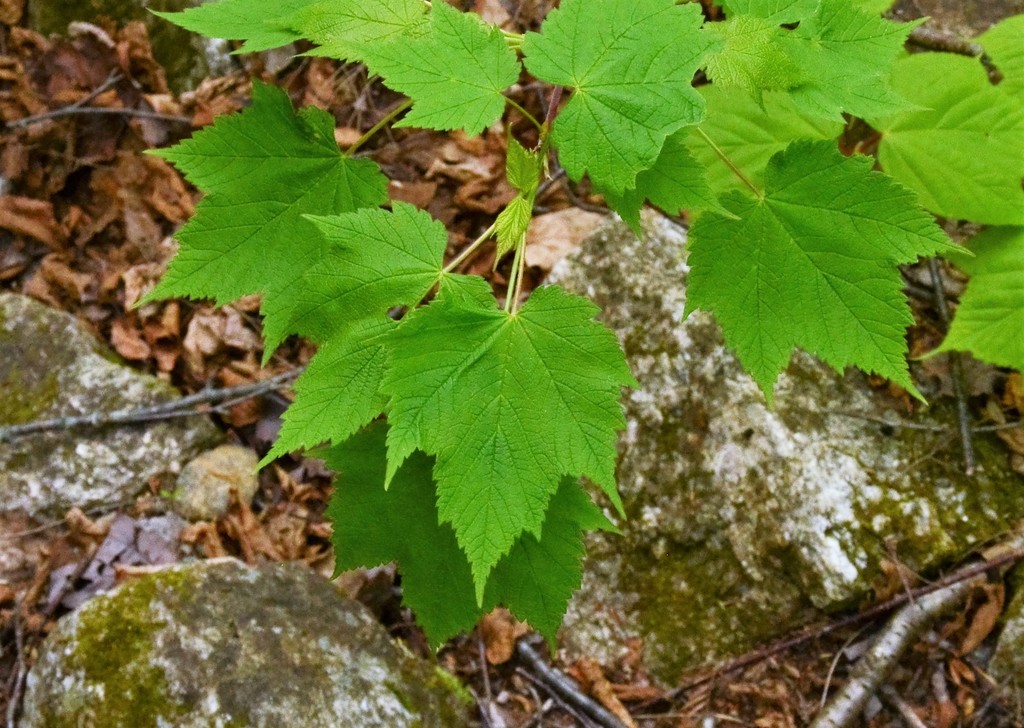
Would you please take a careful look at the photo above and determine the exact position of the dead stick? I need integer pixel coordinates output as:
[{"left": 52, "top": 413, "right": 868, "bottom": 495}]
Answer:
[
  {"left": 516, "top": 638, "right": 629, "bottom": 728},
  {"left": 927, "top": 258, "right": 977, "bottom": 475},
  {"left": 810, "top": 574, "right": 984, "bottom": 728},
  {"left": 0, "top": 368, "right": 303, "bottom": 443},
  {"left": 669, "top": 545, "right": 1024, "bottom": 699},
  {"left": 5, "top": 105, "right": 192, "bottom": 130},
  {"left": 907, "top": 27, "right": 984, "bottom": 58}
]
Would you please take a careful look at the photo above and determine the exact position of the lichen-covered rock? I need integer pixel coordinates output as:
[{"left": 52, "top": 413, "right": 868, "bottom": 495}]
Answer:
[
  {"left": 550, "top": 215, "right": 1024, "bottom": 680},
  {"left": 174, "top": 444, "right": 260, "bottom": 520},
  {"left": 0, "top": 294, "right": 221, "bottom": 518},
  {"left": 21, "top": 559, "right": 472, "bottom": 728},
  {"left": 891, "top": 0, "right": 1024, "bottom": 36}
]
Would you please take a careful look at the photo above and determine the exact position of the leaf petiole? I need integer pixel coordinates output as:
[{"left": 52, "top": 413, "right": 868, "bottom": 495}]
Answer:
[
  {"left": 505, "top": 97, "right": 543, "bottom": 133},
  {"left": 345, "top": 98, "right": 414, "bottom": 156},
  {"left": 695, "top": 126, "right": 763, "bottom": 200},
  {"left": 505, "top": 237, "right": 527, "bottom": 314},
  {"left": 442, "top": 221, "right": 498, "bottom": 274}
]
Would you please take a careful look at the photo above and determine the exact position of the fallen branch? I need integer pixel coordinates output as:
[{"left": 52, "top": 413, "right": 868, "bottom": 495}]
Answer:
[
  {"left": 5, "top": 105, "right": 192, "bottom": 130},
  {"left": 515, "top": 638, "right": 630, "bottom": 728},
  {"left": 668, "top": 540, "right": 1024, "bottom": 700},
  {"left": 810, "top": 530, "right": 1024, "bottom": 728},
  {"left": 0, "top": 368, "right": 303, "bottom": 444},
  {"left": 927, "top": 258, "right": 977, "bottom": 475},
  {"left": 809, "top": 576, "right": 981, "bottom": 728},
  {"left": 907, "top": 27, "right": 984, "bottom": 58}
]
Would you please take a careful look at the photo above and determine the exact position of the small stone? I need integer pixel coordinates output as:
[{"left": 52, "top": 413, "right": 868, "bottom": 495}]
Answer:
[
  {"left": 0, "top": 294, "right": 221, "bottom": 519},
  {"left": 20, "top": 559, "right": 472, "bottom": 727},
  {"left": 173, "top": 444, "right": 260, "bottom": 521}
]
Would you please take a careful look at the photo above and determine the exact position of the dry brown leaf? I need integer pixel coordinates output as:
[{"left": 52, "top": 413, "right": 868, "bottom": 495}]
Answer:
[
  {"left": 0, "top": 196, "right": 62, "bottom": 248},
  {"left": 525, "top": 209, "right": 605, "bottom": 271},
  {"left": 478, "top": 607, "right": 528, "bottom": 664},
  {"left": 575, "top": 658, "right": 637, "bottom": 728},
  {"left": 221, "top": 490, "right": 282, "bottom": 563},
  {"left": 389, "top": 180, "right": 438, "bottom": 209},
  {"left": 959, "top": 583, "right": 1004, "bottom": 655},
  {"left": 110, "top": 315, "right": 152, "bottom": 361},
  {"left": 0, "top": 0, "right": 23, "bottom": 25}
]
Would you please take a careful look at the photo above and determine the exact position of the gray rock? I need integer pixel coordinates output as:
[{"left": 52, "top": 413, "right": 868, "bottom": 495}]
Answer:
[
  {"left": 0, "top": 293, "right": 221, "bottom": 519},
  {"left": 549, "top": 215, "right": 1024, "bottom": 680},
  {"left": 20, "top": 558, "right": 472, "bottom": 728},
  {"left": 174, "top": 444, "right": 260, "bottom": 521},
  {"left": 891, "top": 0, "right": 1024, "bottom": 36}
]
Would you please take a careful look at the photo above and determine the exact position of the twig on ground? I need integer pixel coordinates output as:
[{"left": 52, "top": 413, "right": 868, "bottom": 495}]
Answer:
[
  {"left": 6, "top": 105, "right": 193, "bottom": 129},
  {"left": 810, "top": 577, "right": 982, "bottom": 728},
  {"left": 0, "top": 368, "right": 303, "bottom": 444},
  {"left": 880, "top": 686, "right": 929, "bottom": 728},
  {"left": 515, "top": 667, "right": 599, "bottom": 728},
  {"left": 5, "top": 601, "right": 26, "bottom": 728},
  {"left": 927, "top": 258, "right": 977, "bottom": 475},
  {"left": 668, "top": 540, "right": 1024, "bottom": 700},
  {"left": 515, "top": 638, "right": 629, "bottom": 728},
  {"left": 809, "top": 530, "right": 1024, "bottom": 728}
]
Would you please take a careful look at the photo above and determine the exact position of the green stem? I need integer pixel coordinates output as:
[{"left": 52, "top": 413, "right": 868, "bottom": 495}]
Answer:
[
  {"left": 442, "top": 221, "right": 497, "bottom": 274},
  {"left": 505, "top": 237, "right": 527, "bottom": 314},
  {"left": 504, "top": 97, "right": 543, "bottom": 133},
  {"left": 345, "top": 98, "right": 413, "bottom": 156},
  {"left": 695, "top": 126, "right": 762, "bottom": 199}
]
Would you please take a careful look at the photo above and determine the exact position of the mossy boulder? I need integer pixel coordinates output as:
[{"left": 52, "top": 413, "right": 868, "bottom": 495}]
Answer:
[
  {"left": 20, "top": 558, "right": 472, "bottom": 727},
  {"left": 549, "top": 215, "right": 1024, "bottom": 681},
  {"left": 0, "top": 294, "right": 220, "bottom": 518}
]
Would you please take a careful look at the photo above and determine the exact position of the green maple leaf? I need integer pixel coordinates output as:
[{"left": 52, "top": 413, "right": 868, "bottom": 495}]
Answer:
[
  {"left": 523, "top": 0, "right": 714, "bottom": 194},
  {"left": 702, "top": 16, "right": 805, "bottom": 95},
  {"left": 720, "top": 0, "right": 816, "bottom": 23},
  {"left": 979, "top": 15, "right": 1024, "bottom": 96},
  {"left": 686, "top": 140, "right": 955, "bottom": 401},
  {"left": 262, "top": 319, "right": 392, "bottom": 464},
  {"left": 153, "top": 0, "right": 314, "bottom": 52},
  {"left": 359, "top": 2, "right": 521, "bottom": 135},
  {"left": 872, "top": 53, "right": 1024, "bottom": 226},
  {"left": 778, "top": 0, "right": 919, "bottom": 120},
  {"left": 292, "top": 0, "right": 428, "bottom": 62},
  {"left": 142, "top": 82, "right": 387, "bottom": 309},
  {"left": 687, "top": 85, "right": 842, "bottom": 196},
  {"left": 934, "top": 227, "right": 1024, "bottom": 373},
  {"left": 264, "top": 203, "right": 447, "bottom": 353},
  {"left": 603, "top": 130, "right": 724, "bottom": 231},
  {"left": 382, "top": 276, "right": 635, "bottom": 594},
  {"left": 325, "top": 423, "right": 615, "bottom": 645}
]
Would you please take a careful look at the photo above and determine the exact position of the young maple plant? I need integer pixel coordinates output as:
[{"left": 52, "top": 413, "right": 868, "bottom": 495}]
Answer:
[{"left": 144, "top": 0, "right": 1024, "bottom": 645}]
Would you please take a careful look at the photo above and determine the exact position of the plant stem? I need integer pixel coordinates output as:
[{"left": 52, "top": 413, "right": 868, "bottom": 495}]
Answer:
[
  {"left": 505, "top": 97, "right": 543, "bottom": 133},
  {"left": 443, "top": 222, "right": 498, "bottom": 274},
  {"left": 345, "top": 98, "right": 413, "bottom": 156},
  {"left": 695, "top": 126, "right": 762, "bottom": 199},
  {"left": 505, "top": 237, "right": 527, "bottom": 314},
  {"left": 543, "top": 86, "right": 563, "bottom": 129}
]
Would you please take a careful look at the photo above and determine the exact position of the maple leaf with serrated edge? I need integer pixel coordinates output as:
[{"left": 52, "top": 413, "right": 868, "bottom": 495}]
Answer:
[
  {"left": 602, "top": 130, "right": 724, "bottom": 232},
  {"left": 687, "top": 85, "right": 843, "bottom": 197},
  {"left": 934, "top": 228, "right": 1024, "bottom": 373},
  {"left": 153, "top": 0, "right": 315, "bottom": 52},
  {"left": 778, "top": 0, "right": 920, "bottom": 120},
  {"left": 261, "top": 319, "right": 392, "bottom": 465},
  {"left": 142, "top": 82, "right": 387, "bottom": 310},
  {"left": 871, "top": 53, "right": 1024, "bottom": 226},
  {"left": 523, "top": 0, "right": 714, "bottom": 195},
  {"left": 382, "top": 276, "right": 635, "bottom": 595},
  {"left": 686, "top": 140, "right": 956, "bottom": 402},
  {"left": 359, "top": 3, "right": 520, "bottom": 135},
  {"left": 263, "top": 203, "right": 447, "bottom": 353},
  {"left": 720, "top": 0, "right": 816, "bottom": 23},
  {"left": 325, "top": 422, "right": 616, "bottom": 645},
  {"left": 292, "top": 0, "right": 428, "bottom": 62},
  {"left": 702, "top": 16, "right": 805, "bottom": 95}
]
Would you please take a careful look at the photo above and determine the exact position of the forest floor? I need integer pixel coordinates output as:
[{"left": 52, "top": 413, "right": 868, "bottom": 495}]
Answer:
[{"left": 1, "top": 1, "right": 1024, "bottom": 726}]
